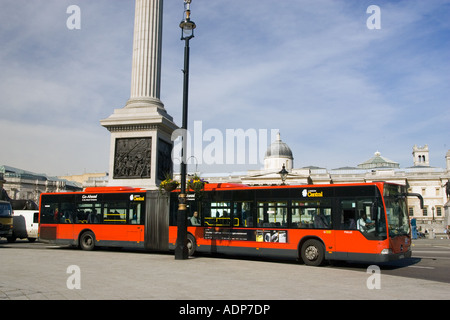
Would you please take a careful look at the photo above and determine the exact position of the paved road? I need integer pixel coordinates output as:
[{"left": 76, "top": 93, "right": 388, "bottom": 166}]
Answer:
[
  {"left": 1, "top": 238, "right": 449, "bottom": 302},
  {"left": 332, "top": 239, "right": 450, "bottom": 284},
  {"left": 390, "top": 239, "right": 450, "bottom": 283}
]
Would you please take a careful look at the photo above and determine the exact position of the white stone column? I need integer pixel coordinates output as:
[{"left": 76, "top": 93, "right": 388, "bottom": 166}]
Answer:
[
  {"left": 100, "top": 0, "right": 177, "bottom": 190},
  {"left": 127, "top": 0, "right": 164, "bottom": 109}
]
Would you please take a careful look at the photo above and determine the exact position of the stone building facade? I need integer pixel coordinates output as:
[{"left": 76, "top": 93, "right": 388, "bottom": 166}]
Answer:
[{"left": 0, "top": 165, "right": 82, "bottom": 205}]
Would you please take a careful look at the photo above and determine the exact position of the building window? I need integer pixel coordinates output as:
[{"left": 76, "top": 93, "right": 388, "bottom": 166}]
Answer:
[
  {"left": 437, "top": 207, "right": 442, "bottom": 217},
  {"left": 408, "top": 207, "right": 414, "bottom": 216},
  {"left": 423, "top": 207, "right": 428, "bottom": 216}
]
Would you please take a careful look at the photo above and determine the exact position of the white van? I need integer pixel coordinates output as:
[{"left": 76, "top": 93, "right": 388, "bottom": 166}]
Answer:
[{"left": 8, "top": 210, "right": 39, "bottom": 242}]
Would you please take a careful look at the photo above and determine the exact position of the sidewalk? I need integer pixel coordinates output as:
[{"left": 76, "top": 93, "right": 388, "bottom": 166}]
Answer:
[{"left": 1, "top": 247, "right": 449, "bottom": 300}]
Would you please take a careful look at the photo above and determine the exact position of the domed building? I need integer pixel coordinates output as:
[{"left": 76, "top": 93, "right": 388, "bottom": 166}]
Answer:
[
  {"left": 239, "top": 132, "right": 311, "bottom": 186},
  {"left": 357, "top": 151, "right": 400, "bottom": 169},
  {"left": 264, "top": 132, "right": 294, "bottom": 171}
]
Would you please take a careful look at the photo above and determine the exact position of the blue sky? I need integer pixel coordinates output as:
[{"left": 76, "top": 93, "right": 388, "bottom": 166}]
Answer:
[{"left": 0, "top": 0, "right": 449, "bottom": 176}]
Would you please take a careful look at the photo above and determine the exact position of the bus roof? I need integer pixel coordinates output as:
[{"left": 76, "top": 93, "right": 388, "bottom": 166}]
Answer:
[
  {"left": 40, "top": 181, "right": 395, "bottom": 196},
  {"left": 177, "top": 181, "right": 390, "bottom": 192},
  {"left": 83, "top": 186, "right": 146, "bottom": 193}
]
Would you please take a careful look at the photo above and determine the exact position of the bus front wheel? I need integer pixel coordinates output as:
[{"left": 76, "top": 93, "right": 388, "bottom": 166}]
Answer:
[
  {"left": 79, "top": 231, "right": 96, "bottom": 251},
  {"left": 300, "top": 239, "right": 325, "bottom": 266}
]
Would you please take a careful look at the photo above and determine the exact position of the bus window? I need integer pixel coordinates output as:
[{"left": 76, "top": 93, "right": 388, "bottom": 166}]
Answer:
[
  {"left": 76, "top": 203, "right": 101, "bottom": 224},
  {"left": 291, "top": 201, "right": 331, "bottom": 229},
  {"left": 60, "top": 202, "right": 76, "bottom": 224},
  {"left": 257, "top": 202, "right": 287, "bottom": 228},
  {"left": 129, "top": 202, "right": 144, "bottom": 224},
  {"left": 186, "top": 199, "right": 201, "bottom": 226},
  {"left": 203, "top": 201, "right": 232, "bottom": 227},
  {"left": 339, "top": 198, "right": 386, "bottom": 240},
  {"left": 291, "top": 207, "right": 301, "bottom": 228},
  {"left": 40, "top": 195, "right": 75, "bottom": 224},
  {"left": 340, "top": 200, "right": 358, "bottom": 230},
  {"left": 103, "top": 201, "right": 127, "bottom": 224},
  {"left": 88, "top": 206, "right": 102, "bottom": 224},
  {"left": 233, "top": 201, "right": 253, "bottom": 227},
  {"left": 41, "top": 203, "right": 59, "bottom": 224}
]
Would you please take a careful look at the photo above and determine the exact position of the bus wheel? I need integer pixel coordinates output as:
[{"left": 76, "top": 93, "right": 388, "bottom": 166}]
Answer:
[
  {"left": 300, "top": 239, "right": 325, "bottom": 266},
  {"left": 187, "top": 234, "right": 196, "bottom": 256},
  {"left": 79, "top": 231, "right": 96, "bottom": 251}
]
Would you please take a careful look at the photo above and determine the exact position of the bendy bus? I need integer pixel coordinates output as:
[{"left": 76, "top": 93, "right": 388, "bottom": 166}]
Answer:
[{"left": 38, "top": 181, "right": 419, "bottom": 266}]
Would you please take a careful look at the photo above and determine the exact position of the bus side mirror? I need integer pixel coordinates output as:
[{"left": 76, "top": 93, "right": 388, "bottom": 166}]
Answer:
[{"left": 406, "top": 193, "right": 424, "bottom": 210}]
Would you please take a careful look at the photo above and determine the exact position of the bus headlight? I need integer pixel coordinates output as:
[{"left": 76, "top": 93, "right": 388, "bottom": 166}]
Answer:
[{"left": 380, "top": 248, "right": 392, "bottom": 255}]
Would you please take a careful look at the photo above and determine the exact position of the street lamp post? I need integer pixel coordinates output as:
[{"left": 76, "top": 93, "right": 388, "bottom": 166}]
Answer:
[{"left": 175, "top": 0, "right": 196, "bottom": 260}]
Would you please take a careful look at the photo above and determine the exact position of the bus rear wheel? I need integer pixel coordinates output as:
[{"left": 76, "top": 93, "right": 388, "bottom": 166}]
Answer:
[
  {"left": 187, "top": 234, "right": 196, "bottom": 256},
  {"left": 79, "top": 231, "right": 96, "bottom": 251},
  {"left": 300, "top": 239, "right": 325, "bottom": 266}
]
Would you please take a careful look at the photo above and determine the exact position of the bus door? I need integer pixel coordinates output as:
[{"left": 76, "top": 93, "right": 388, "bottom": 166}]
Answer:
[
  {"left": 336, "top": 198, "right": 375, "bottom": 259},
  {"left": 127, "top": 198, "right": 145, "bottom": 244},
  {"left": 98, "top": 200, "right": 128, "bottom": 243},
  {"left": 56, "top": 202, "right": 76, "bottom": 242},
  {"left": 335, "top": 198, "right": 384, "bottom": 258}
]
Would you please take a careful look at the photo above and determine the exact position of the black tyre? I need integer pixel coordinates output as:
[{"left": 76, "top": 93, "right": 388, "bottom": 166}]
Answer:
[
  {"left": 79, "top": 231, "right": 96, "bottom": 251},
  {"left": 300, "top": 239, "right": 325, "bottom": 266},
  {"left": 187, "top": 233, "right": 196, "bottom": 256}
]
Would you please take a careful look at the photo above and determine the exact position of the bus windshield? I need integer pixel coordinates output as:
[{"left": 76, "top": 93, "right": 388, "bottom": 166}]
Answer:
[{"left": 384, "top": 186, "right": 410, "bottom": 237}]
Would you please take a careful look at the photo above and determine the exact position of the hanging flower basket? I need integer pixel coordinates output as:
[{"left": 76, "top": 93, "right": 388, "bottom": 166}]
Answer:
[
  {"left": 187, "top": 175, "right": 207, "bottom": 195},
  {"left": 163, "top": 181, "right": 179, "bottom": 192},
  {"left": 159, "top": 177, "right": 179, "bottom": 195}
]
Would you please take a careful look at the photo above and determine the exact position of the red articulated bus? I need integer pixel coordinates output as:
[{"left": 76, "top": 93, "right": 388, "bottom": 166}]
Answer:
[{"left": 39, "top": 182, "right": 417, "bottom": 266}]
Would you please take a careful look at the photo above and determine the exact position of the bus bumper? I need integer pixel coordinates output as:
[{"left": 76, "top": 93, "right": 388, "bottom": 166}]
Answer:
[
  {"left": 330, "top": 248, "right": 411, "bottom": 263},
  {"left": 378, "top": 247, "right": 412, "bottom": 262}
]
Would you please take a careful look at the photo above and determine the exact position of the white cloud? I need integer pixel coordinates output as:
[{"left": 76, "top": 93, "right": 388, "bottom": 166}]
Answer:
[{"left": 1, "top": 0, "right": 449, "bottom": 176}]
